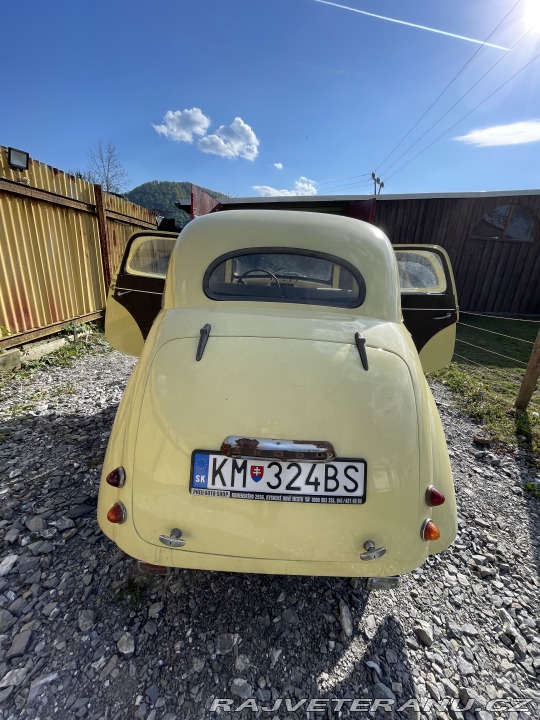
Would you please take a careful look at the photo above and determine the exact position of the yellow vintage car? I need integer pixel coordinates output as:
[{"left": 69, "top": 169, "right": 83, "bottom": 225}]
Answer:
[{"left": 99, "top": 210, "right": 458, "bottom": 588}]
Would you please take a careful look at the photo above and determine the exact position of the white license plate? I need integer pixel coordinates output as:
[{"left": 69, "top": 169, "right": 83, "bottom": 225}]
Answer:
[{"left": 190, "top": 452, "right": 366, "bottom": 504}]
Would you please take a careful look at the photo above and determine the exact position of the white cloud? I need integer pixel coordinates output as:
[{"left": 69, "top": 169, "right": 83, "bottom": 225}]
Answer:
[
  {"left": 274, "top": 162, "right": 283, "bottom": 170},
  {"left": 198, "top": 117, "right": 259, "bottom": 160},
  {"left": 152, "top": 108, "right": 211, "bottom": 142},
  {"left": 253, "top": 176, "right": 317, "bottom": 196},
  {"left": 455, "top": 120, "right": 540, "bottom": 147}
]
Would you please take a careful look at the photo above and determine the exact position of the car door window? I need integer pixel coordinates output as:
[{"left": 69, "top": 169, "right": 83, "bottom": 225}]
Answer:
[
  {"left": 125, "top": 236, "right": 176, "bottom": 278},
  {"left": 395, "top": 250, "right": 447, "bottom": 293},
  {"left": 393, "top": 245, "right": 458, "bottom": 373}
]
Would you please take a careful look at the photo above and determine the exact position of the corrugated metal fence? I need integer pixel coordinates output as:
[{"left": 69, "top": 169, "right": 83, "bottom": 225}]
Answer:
[{"left": 0, "top": 147, "right": 157, "bottom": 349}]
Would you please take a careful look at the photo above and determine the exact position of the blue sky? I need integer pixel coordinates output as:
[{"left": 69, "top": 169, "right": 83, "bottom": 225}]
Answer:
[{"left": 2, "top": 0, "right": 539, "bottom": 197}]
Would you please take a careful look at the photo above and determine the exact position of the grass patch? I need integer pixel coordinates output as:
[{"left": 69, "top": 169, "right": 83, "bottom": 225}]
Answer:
[
  {"left": 24, "top": 325, "right": 110, "bottom": 370},
  {"left": 0, "top": 324, "right": 111, "bottom": 402},
  {"left": 53, "top": 383, "right": 77, "bottom": 395},
  {"left": 430, "top": 314, "right": 540, "bottom": 456},
  {"left": 8, "top": 389, "right": 49, "bottom": 415},
  {"left": 114, "top": 574, "right": 150, "bottom": 610}
]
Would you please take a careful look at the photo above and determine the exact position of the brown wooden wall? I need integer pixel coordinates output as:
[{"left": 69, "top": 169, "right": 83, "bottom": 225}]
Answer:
[{"left": 373, "top": 194, "right": 540, "bottom": 315}]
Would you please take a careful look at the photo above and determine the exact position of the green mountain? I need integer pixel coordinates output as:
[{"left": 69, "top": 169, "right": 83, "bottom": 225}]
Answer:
[{"left": 126, "top": 181, "right": 226, "bottom": 226}]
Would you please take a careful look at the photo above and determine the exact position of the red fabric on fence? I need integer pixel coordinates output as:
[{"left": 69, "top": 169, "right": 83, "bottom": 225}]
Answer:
[
  {"left": 191, "top": 185, "right": 222, "bottom": 219},
  {"left": 343, "top": 199, "right": 376, "bottom": 223}
]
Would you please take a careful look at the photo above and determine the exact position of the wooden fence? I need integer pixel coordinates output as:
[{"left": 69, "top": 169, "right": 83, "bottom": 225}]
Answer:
[
  {"left": 373, "top": 192, "right": 540, "bottom": 316},
  {"left": 0, "top": 147, "right": 157, "bottom": 349}
]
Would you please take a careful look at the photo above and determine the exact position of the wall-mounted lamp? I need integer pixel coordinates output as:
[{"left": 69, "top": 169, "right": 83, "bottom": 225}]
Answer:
[{"left": 7, "top": 147, "right": 29, "bottom": 171}]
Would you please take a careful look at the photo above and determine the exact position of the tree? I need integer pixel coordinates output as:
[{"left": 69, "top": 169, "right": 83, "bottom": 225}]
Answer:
[{"left": 86, "top": 140, "right": 129, "bottom": 193}]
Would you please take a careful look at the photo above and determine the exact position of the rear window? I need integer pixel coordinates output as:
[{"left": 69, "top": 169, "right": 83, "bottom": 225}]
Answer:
[{"left": 203, "top": 249, "right": 365, "bottom": 308}]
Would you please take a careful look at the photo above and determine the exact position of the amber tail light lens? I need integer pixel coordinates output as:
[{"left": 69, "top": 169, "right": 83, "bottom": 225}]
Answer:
[
  {"left": 421, "top": 519, "right": 440, "bottom": 541},
  {"left": 425, "top": 486, "right": 445, "bottom": 507},
  {"left": 107, "top": 502, "right": 127, "bottom": 524},
  {"left": 106, "top": 467, "right": 126, "bottom": 488}
]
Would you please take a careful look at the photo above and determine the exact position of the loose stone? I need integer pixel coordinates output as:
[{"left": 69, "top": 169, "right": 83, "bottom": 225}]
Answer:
[
  {"left": 117, "top": 632, "right": 135, "bottom": 655},
  {"left": 414, "top": 621, "right": 434, "bottom": 647},
  {"left": 230, "top": 678, "right": 253, "bottom": 700},
  {"left": 6, "top": 629, "right": 33, "bottom": 660},
  {"left": 339, "top": 600, "right": 353, "bottom": 637},
  {"left": 148, "top": 602, "right": 164, "bottom": 618},
  {"left": 0, "top": 555, "right": 18, "bottom": 577},
  {"left": 0, "top": 610, "right": 16, "bottom": 633},
  {"left": 0, "top": 668, "right": 27, "bottom": 688},
  {"left": 215, "top": 633, "right": 239, "bottom": 655},
  {"left": 78, "top": 609, "right": 96, "bottom": 632}
]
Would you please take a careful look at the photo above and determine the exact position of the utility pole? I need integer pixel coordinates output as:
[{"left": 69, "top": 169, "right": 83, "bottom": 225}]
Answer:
[
  {"left": 515, "top": 329, "right": 540, "bottom": 410},
  {"left": 371, "top": 172, "right": 385, "bottom": 195}
]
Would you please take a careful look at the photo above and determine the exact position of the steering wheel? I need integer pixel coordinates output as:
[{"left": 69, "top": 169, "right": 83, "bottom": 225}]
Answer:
[{"left": 236, "top": 268, "right": 281, "bottom": 287}]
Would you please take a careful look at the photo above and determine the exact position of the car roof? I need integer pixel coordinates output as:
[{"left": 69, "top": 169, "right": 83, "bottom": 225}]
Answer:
[{"left": 163, "top": 209, "right": 400, "bottom": 321}]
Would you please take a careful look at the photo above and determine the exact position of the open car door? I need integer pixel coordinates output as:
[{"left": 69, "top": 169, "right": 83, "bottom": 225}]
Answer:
[
  {"left": 105, "top": 231, "right": 178, "bottom": 356},
  {"left": 394, "top": 245, "right": 458, "bottom": 373}
]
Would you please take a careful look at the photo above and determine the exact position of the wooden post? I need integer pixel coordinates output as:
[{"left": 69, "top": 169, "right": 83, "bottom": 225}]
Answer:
[
  {"left": 515, "top": 329, "right": 540, "bottom": 410},
  {"left": 94, "top": 183, "right": 112, "bottom": 290}
]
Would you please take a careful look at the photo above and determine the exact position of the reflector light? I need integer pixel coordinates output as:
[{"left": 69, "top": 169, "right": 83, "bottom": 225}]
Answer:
[
  {"left": 425, "top": 486, "right": 445, "bottom": 507},
  {"left": 138, "top": 562, "right": 170, "bottom": 576},
  {"left": 106, "top": 467, "right": 126, "bottom": 488},
  {"left": 107, "top": 502, "right": 126, "bottom": 524},
  {"left": 421, "top": 519, "right": 440, "bottom": 541}
]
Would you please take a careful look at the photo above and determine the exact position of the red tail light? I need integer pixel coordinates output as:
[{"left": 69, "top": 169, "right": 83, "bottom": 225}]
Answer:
[
  {"left": 421, "top": 519, "right": 440, "bottom": 541},
  {"left": 138, "top": 562, "right": 170, "bottom": 576},
  {"left": 425, "top": 486, "right": 445, "bottom": 507},
  {"left": 107, "top": 502, "right": 126, "bottom": 524},
  {"left": 106, "top": 467, "right": 126, "bottom": 488}
]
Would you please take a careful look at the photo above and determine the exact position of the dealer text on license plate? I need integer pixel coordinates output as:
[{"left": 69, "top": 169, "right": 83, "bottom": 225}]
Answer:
[{"left": 190, "top": 452, "right": 366, "bottom": 504}]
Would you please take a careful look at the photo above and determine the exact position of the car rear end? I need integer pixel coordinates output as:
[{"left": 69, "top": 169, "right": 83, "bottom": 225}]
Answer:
[{"left": 98, "top": 211, "right": 456, "bottom": 577}]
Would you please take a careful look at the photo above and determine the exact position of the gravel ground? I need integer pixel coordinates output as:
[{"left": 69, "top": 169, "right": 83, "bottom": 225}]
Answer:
[{"left": 0, "top": 346, "right": 539, "bottom": 720}]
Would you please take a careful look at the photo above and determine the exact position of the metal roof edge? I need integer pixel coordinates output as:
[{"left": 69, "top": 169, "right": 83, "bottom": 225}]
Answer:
[{"left": 176, "top": 188, "right": 540, "bottom": 209}]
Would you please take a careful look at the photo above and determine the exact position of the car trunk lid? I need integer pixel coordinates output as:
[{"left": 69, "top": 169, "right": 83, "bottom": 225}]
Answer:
[{"left": 129, "top": 311, "right": 426, "bottom": 568}]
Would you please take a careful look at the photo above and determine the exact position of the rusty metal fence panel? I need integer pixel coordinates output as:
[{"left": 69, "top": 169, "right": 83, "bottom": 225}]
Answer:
[
  {"left": 0, "top": 192, "right": 104, "bottom": 339},
  {"left": 104, "top": 191, "right": 158, "bottom": 278},
  {"left": 1, "top": 151, "right": 95, "bottom": 204},
  {"left": 0, "top": 146, "right": 157, "bottom": 349}
]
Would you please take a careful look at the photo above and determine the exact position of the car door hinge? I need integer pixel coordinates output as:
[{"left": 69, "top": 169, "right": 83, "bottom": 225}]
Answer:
[
  {"left": 196, "top": 324, "right": 212, "bottom": 361},
  {"left": 355, "top": 332, "right": 369, "bottom": 371}
]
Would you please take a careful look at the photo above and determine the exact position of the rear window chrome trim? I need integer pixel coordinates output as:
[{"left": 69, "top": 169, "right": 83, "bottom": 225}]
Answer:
[{"left": 203, "top": 247, "right": 366, "bottom": 308}]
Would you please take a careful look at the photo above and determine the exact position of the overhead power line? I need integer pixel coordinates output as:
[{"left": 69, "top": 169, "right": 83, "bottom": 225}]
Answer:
[
  {"left": 316, "top": 173, "right": 371, "bottom": 187},
  {"left": 380, "top": 26, "right": 532, "bottom": 176},
  {"left": 385, "top": 49, "right": 540, "bottom": 182},
  {"left": 375, "top": 0, "right": 523, "bottom": 173},
  {"left": 318, "top": 179, "right": 374, "bottom": 194}
]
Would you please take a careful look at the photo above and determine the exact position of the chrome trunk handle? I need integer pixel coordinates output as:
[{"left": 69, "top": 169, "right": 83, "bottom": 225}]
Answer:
[
  {"left": 221, "top": 436, "right": 336, "bottom": 463},
  {"left": 360, "top": 540, "right": 387, "bottom": 561},
  {"left": 159, "top": 528, "right": 186, "bottom": 548}
]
